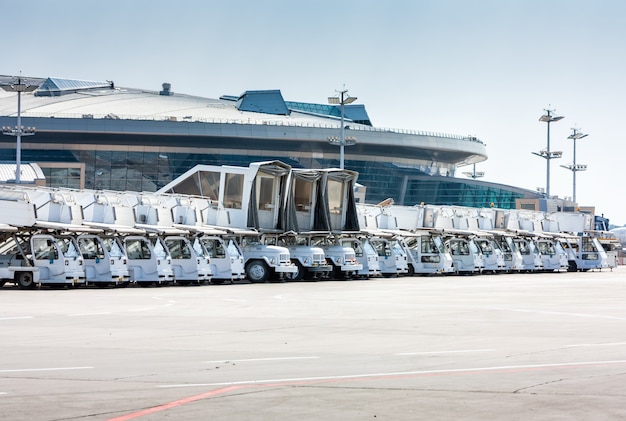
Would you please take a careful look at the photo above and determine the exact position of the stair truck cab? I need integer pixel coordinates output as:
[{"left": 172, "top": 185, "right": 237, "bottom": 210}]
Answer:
[
  {"left": 473, "top": 233, "right": 506, "bottom": 273},
  {"left": 341, "top": 235, "right": 380, "bottom": 279},
  {"left": 366, "top": 231, "right": 409, "bottom": 277},
  {"left": 0, "top": 225, "right": 40, "bottom": 289},
  {"left": 76, "top": 233, "right": 131, "bottom": 287},
  {"left": 185, "top": 226, "right": 246, "bottom": 284},
  {"left": 164, "top": 233, "right": 212, "bottom": 285},
  {"left": 310, "top": 233, "right": 362, "bottom": 280},
  {"left": 229, "top": 228, "right": 297, "bottom": 283},
  {"left": 535, "top": 235, "right": 568, "bottom": 272},
  {"left": 123, "top": 234, "right": 174, "bottom": 286},
  {"left": 513, "top": 233, "right": 544, "bottom": 272},
  {"left": 398, "top": 229, "right": 455, "bottom": 275},
  {"left": 267, "top": 231, "right": 331, "bottom": 281},
  {"left": 559, "top": 233, "right": 609, "bottom": 272},
  {"left": 5, "top": 230, "right": 84, "bottom": 289},
  {"left": 443, "top": 230, "right": 484, "bottom": 274},
  {"left": 489, "top": 231, "right": 525, "bottom": 272}
]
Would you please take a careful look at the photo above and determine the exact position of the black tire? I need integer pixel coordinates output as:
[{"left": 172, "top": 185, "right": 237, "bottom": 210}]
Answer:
[
  {"left": 285, "top": 261, "right": 304, "bottom": 281},
  {"left": 16, "top": 272, "right": 36, "bottom": 290},
  {"left": 406, "top": 264, "right": 415, "bottom": 277},
  {"left": 246, "top": 260, "right": 269, "bottom": 283}
]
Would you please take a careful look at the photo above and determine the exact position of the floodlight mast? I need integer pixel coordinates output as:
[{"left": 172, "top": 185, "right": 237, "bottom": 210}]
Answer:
[
  {"left": 560, "top": 127, "right": 589, "bottom": 203},
  {"left": 328, "top": 88, "right": 357, "bottom": 169},
  {"left": 1, "top": 77, "right": 38, "bottom": 184},
  {"left": 532, "top": 108, "right": 564, "bottom": 198}
]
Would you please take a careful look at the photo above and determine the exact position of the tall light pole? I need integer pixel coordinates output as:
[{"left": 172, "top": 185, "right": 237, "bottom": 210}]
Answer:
[
  {"left": 328, "top": 88, "right": 357, "bottom": 169},
  {"left": 560, "top": 127, "right": 588, "bottom": 203},
  {"left": 532, "top": 108, "right": 564, "bottom": 198},
  {"left": 1, "top": 77, "right": 38, "bottom": 184}
]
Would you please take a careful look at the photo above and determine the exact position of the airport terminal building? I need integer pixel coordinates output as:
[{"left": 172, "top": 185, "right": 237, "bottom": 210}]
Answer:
[{"left": 0, "top": 76, "right": 541, "bottom": 208}]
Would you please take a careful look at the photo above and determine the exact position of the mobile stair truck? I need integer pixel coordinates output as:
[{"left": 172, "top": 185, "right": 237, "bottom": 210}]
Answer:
[
  {"left": 158, "top": 161, "right": 298, "bottom": 282},
  {"left": 131, "top": 193, "right": 212, "bottom": 285},
  {"left": 79, "top": 190, "right": 174, "bottom": 286},
  {"left": 0, "top": 187, "right": 85, "bottom": 288},
  {"left": 167, "top": 194, "right": 246, "bottom": 284},
  {"left": 363, "top": 202, "right": 454, "bottom": 275}
]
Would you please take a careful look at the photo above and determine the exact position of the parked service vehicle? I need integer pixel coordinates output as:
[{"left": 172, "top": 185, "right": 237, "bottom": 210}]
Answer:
[
  {"left": 270, "top": 232, "right": 331, "bottom": 281},
  {"left": 491, "top": 233, "right": 525, "bottom": 272},
  {"left": 513, "top": 236, "right": 543, "bottom": 272},
  {"left": 164, "top": 235, "right": 212, "bottom": 285},
  {"left": 535, "top": 237, "right": 568, "bottom": 272},
  {"left": 77, "top": 234, "right": 130, "bottom": 287},
  {"left": 473, "top": 236, "right": 506, "bottom": 273},
  {"left": 311, "top": 234, "right": 362, "bottom": 280},
  {"left": 0, "top": 227, "right": 40, "bottom": 288},
  {"left": 445, "top": 235, "right": 484, "bottom": 274},
  {"left": 400, "top": 230, "right": 455, "bottom": 275},
  {"left": 560, "top": 235, "right": 609, "bottom": 272},
  {"left": 124, "top": 235, "right": 174, "bottom": 286},
  {"left": 342, "top": 236, "right": 380, "bottom": 279},
  {"left": 231, "top": 229, "right": 297, "bottom": 283},
  {"left": 194, "top": 236, "right": 246, "bottom": 284},
  {"left": 1, "top": 232, "right": 84, "bottom": 289},
  {"left": 369, "top": 236, "right": 409, "bottom": 277}
]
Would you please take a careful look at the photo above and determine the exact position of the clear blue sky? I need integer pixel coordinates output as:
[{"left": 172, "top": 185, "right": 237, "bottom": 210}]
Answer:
[{"left": 3, "top": 0, "right": 625, "bottom": 224}]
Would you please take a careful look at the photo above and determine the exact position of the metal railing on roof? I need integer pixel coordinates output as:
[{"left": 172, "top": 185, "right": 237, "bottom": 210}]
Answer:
[{"left": 0, "top": 111, "right": 484, "bottom": 144}]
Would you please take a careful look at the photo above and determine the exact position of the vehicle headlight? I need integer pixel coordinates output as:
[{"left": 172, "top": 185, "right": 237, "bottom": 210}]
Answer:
[
  {"left": 269, "top": 257, "right": 276, "bottom": 264},
  {"left": 303, "top": 257, "right": 309, "bottom": 264},
  {"left": 335, "top": 257, "right": 342, "bottom": 264}
]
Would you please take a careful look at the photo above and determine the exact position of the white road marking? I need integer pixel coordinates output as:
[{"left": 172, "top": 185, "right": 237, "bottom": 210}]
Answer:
[
  {"left": 396, "top": 349, "right": 496, "bottom": 355},
  {"left": 500, "top": 307, "right": 626, "bottom": 321},
  {"left": 67, "top": 312, "right": 111, "bottom": 317},
  {"left": 566, "top": 342, "right": 626, "bottom": 348},
  {"left": 0, "top": 316, "right": 33, "bottom": 321},
  {"left": 205, "top": 356, "right": 320, "bottom": 363},
  {"left": 0, "top": 367, "right": 93, "bottom": 373},
  {"left": 159, "top": 359, "right": 626, "bottom": 388}
]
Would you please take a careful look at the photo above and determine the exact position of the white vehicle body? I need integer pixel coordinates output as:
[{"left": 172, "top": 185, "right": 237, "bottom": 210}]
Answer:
[
  {"left": 445, "top": 236, "right": 484, "bottom": 274},
  {"left": 535, "top": 237, "right": 568, "bottom": 272},
  {"left": 560, "top": 235, "right": 609, "bottom": 272},
  {"left": 124, "top": 235, "right": 174, "bottom": 285},
  {"left": 194, "top": 236, "right": 246, "bottom": 283},
  {"left": 513, "top": 237, "right": 543, "bottom": 272},
  {"left": 272, "top": 233, "right": 331, "bottom": 281},
  {"left": 401, "top": 231, "right": 455, "bottom": 275},
  {"left": 77, "top": 234, "right": 130, "bottom": 287},
  {"left": 492, "top": 234, "right": 525, "bottom": 272},
  {"left": 236, "top": 232, "right": 297, "bottom": 283},
  {"left": 473, "top": 236, "right": 506, "bottom": 273},
  {"left": 4, "top": 233, "right": 84, "bottom": 288},
  {"left": 342, "top": 237, "right": 380, "bottom": 279},
  {"left": 311, "top": 235, "right": 362, "bottom": 280},
  {"left": 369, "top": 236, "right": 409, "bottom": 277},
  {"left": 164, "top": 235, "right": 212, "bottom": 285}
]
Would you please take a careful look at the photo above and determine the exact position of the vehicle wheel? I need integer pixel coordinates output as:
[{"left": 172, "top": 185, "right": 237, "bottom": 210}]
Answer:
[
  {"left": 332, "top": 265, "right": 345, "bottom": 280},
  {"left": 246, "top": 261, "right": 269, "bottom": 283},
  {"left": 285, "top": 261, "right": 304, "bottom": 281},
  {"left": 406, "top": 264, "right": 415, "bottom": 277},
  {"left": 16, "top": 272, "right": 36, "bottom": 290}
]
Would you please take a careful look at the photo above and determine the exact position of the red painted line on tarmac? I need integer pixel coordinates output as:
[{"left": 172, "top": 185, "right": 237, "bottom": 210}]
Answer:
[
  {"left": 106, "top": 385, "right": 246, "bottom": 421},
  {"left": 108, "top": 359, "right": 626, "bottom": 420}
]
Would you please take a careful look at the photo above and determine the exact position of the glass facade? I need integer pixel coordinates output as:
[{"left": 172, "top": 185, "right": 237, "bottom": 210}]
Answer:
[{"left": 3, "top": 144, "right": 533, "bottom": 210}]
